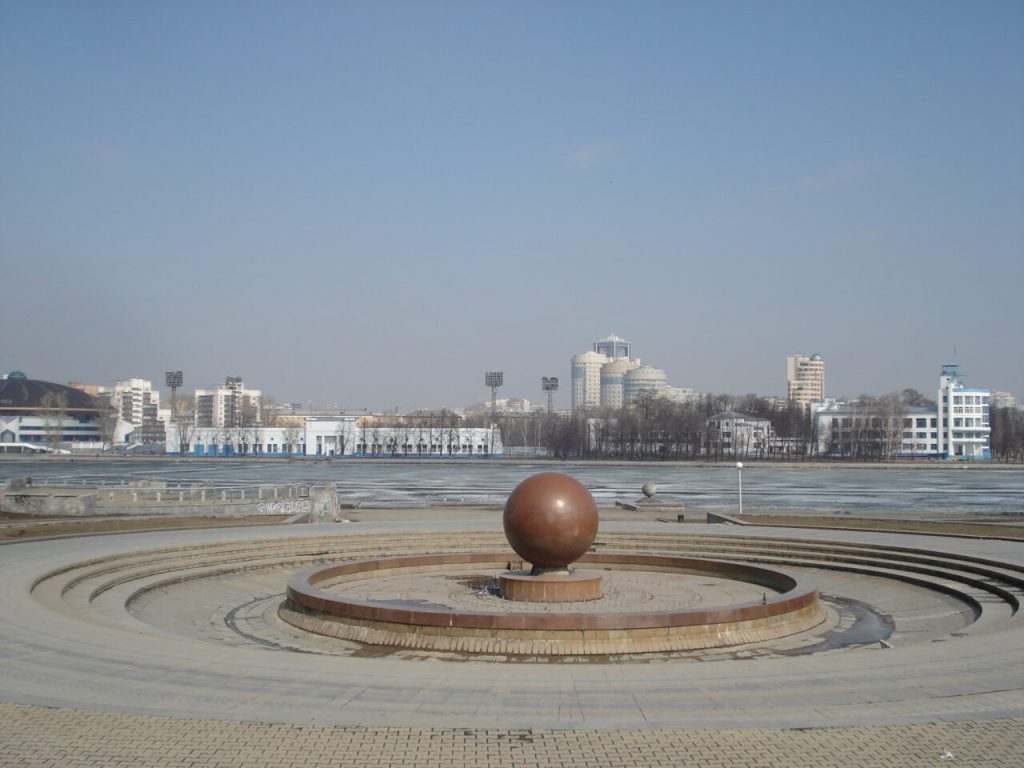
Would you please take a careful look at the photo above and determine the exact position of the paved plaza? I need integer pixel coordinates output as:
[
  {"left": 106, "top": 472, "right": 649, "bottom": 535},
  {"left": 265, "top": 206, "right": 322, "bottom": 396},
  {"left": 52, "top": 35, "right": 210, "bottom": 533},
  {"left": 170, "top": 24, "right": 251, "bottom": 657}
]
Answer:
[
  {"left": 1, "top": 514, "right": 1023, "bottom": 766},
  {"left": 2, "top": 703, "right": 1022, "bottom": 767}
]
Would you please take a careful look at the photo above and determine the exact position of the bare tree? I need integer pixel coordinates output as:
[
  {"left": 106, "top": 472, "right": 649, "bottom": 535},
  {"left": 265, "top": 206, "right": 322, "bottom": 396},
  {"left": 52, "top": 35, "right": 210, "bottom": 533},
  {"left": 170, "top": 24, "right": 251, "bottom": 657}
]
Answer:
[
  {"left": 393, "top": 423, "right": 409, "bottom": 457},
  {"left": 444, "top": 411, "right": 460, "bottom": 456},
  {"left": 94, "top": 392, "right": 120, "bottom": 450},
  {"left": 334, "top": 421, "right": 348, "bottom": 457},
  {"left": 238, "top": 398, "right": 261, "bottom": 455},
  {"left": 873, "top": 393, "right": 906, "bottom": 460},
  {"left": 260, "top": 395, "right": 280, "bottom": 427},
  {"left": 900, "top": 388, "right": 936, "bottom": 408},
  {"left": 991, "top": 406, "right": 1024, "bottom": 463},
  {"left": 281, "top": 424, "right": 303, "bottom": 456},
  {"left": 40, "top": 391, "right": 68, "bottom": 449},
  {"left": 174, "top": 397, "right": 199, "bottom": 455}
]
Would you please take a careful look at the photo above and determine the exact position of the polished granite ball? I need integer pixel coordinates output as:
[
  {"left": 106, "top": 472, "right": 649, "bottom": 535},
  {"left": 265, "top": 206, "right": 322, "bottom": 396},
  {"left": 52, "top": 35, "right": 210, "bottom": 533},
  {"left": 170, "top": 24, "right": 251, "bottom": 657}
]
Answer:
[{"left": 503, "top": 472, "right": 599, "bottom": 569}]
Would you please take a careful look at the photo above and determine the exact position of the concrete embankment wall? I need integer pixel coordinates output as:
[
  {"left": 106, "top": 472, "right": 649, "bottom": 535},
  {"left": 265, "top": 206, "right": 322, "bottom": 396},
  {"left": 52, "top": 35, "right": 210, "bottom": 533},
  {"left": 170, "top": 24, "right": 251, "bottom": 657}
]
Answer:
[
  {"left": 1, "top": 491, "right": 99, "bottom": 516},
  {"left": 0, "top": 484, "right": 336, "bottom": 519}
]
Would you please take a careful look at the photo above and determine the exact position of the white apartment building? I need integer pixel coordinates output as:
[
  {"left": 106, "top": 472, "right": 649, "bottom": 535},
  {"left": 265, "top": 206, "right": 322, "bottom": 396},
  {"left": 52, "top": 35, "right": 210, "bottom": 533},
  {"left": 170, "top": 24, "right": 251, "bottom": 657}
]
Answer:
[
  {"left": 707, "top": 411, "right": 772, "bottom": 456},
  {"left": 599, "top": 358, "right": 641, "bottom": 410},
  {"left": 623, "top": 364, "right": 668, "bottom": 406},
  {"left": 573, "top": 336, "right": 696, "bottom": 413},
  {"left": 501, "top": 397, "right": 531, "bottom": 413},
  {"left": 812, "top": 399, "right": 938, "bottom": 458},
  {"left": 658, "top": 386, "right": 699, "bottom": 405},
  {"left": 166, "top": 417, "right": 503, "bottom": 458},
  {"left": 787, "top": 354, "right": 825, "bottom": 408},
  {"left": 109, "top": 378, "right": 164, "bottom": 444},
  {"left": 936, "top": 364, "right": 991, "bottom": 460},
  {"left": 810, "top": 365, "right": 993, "bottom": 461},
  {"left": 571, "top": 351, "right": 609, "bottom": 413},
  {"left": 195, "top": 377, "right": 262, "bottom": 428},
  {"left": 111, "top": 378, "right": 158, "bottom": 426}
]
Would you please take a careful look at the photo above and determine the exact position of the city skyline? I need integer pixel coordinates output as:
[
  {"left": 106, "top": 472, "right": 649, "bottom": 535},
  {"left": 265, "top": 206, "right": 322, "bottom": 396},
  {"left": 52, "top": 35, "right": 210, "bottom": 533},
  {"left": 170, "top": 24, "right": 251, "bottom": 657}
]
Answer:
[{"left": 2, "top": 3, "right": 1022, "bottom": 410}]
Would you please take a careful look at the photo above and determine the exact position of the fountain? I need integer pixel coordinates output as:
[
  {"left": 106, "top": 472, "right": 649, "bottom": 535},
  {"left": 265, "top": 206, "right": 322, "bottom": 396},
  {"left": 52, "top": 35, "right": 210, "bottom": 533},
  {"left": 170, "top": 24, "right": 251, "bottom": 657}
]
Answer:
[{"left": 281, "top": 472, "right": 825, "bottom": 655}]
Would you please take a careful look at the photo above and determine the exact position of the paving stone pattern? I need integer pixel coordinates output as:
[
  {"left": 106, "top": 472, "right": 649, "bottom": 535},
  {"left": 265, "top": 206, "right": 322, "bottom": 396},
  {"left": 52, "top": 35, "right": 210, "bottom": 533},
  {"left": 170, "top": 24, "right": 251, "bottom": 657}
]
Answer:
[
  {"left": 4, "top": 520, "right": 1024, "bottom": 764},
  {"left": 1, "top": 703, "right": 1022, "bottom": 768}
]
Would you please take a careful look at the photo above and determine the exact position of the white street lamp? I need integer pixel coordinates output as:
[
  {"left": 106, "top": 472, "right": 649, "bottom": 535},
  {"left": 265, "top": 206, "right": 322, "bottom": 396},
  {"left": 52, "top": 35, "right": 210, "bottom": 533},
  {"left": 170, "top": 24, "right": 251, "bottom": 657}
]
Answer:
[{"left": 736, "top": 462, "right": 743, "bottom": 515}]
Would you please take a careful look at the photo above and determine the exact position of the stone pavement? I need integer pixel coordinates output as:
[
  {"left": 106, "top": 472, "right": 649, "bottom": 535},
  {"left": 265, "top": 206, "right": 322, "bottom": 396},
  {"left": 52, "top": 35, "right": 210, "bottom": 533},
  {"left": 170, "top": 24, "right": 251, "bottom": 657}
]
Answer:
[
  {"left": 3, "top": 518, "right": 1024, "bottom": 765},
  {"left": 1, "top": 703, "right": 1022, "bottom": 767}
]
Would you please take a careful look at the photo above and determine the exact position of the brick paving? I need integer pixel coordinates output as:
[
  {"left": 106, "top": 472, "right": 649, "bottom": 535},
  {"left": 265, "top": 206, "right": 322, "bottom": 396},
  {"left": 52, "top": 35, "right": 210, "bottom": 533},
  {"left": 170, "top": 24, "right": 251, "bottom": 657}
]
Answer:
[
  {"left": 1, "top": 703, "right": 1021, "bottom": 767},
  {"left": 4, "top": 520, "right": 1024, "bottom": 764}
]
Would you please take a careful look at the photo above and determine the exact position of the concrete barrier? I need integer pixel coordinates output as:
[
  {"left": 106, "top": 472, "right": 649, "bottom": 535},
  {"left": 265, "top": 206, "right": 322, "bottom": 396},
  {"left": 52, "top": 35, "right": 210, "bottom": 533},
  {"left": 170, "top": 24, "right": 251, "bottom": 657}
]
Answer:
[{"left": 0, "top": 491, "right": 97, "bottom": 516}]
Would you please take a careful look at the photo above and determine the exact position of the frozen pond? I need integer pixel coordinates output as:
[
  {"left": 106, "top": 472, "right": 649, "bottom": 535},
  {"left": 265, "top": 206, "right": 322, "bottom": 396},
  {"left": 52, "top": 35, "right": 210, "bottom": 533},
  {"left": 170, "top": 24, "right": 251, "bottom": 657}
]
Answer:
[{"left": 2, "top": 458, "right": 1022, "bottom": 517}]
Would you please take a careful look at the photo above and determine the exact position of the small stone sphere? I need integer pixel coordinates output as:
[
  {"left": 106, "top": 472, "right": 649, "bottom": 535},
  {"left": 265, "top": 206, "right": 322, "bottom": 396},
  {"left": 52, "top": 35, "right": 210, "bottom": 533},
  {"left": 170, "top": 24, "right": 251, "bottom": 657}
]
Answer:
[
  {"left": 503, "top": 472, "right": 599, "bottom": 569},
  {"left": 641, "top": 482, "right": 657, "bottom": 498}
]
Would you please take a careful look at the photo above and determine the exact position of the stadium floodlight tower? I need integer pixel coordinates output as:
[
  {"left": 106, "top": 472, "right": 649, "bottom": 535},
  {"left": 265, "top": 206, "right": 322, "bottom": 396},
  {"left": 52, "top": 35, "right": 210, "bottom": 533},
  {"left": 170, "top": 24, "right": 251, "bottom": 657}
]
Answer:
[
  {"left": 485, "top": 371, "right": 504, "bottom": 417},
  {"left": 165, "top": 371, "right": 184, "bottom": 453},
  {"left": 541, "top": 376, "right": 559, "bottom": 413},
  {"left": 165, "top": 371, "right": 183, "bottom": 422}
]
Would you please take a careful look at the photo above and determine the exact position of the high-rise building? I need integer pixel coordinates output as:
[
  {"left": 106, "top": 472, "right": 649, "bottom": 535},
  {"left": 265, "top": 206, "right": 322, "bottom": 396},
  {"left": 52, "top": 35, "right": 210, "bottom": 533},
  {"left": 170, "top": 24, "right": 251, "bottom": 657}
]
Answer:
[
  {"left": 573, "top": 335, "right": 698, "bottom": 413},
  {"left": 110, "top": 378, "right": 164, "bottom": 444},
  {"left": 787, "top": 354, "right": 825, "bottom": 408},
  {"left": 936, "top": 364, "right": 990, "bottom": 460},
  {"left": 599, "top": 358, "right": 641, "bottom": 410},
  {"left": 195, "top": 377, "right": 262, "bottom": 428},
  {"left": 571, "top": 351, "right": 609, "bottom": 413},
  {"left": 593, "top": 335, "right": 631, "bottom": 360},
  {"left": 623, "top": 365, "right": 668, "bottom": 406}
]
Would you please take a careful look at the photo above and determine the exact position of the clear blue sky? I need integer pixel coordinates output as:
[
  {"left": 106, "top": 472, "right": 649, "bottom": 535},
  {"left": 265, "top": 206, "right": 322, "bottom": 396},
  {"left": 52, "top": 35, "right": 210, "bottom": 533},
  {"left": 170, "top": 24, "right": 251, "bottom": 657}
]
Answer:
[{"left": 2, "top": 1, "right": 1022, "bottom": 409}]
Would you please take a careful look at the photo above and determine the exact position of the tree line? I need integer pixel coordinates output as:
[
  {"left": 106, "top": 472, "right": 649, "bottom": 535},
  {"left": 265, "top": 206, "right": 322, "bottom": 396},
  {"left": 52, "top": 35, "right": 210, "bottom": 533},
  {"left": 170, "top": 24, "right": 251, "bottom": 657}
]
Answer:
[
  {"left": 461, "top": 388, "right": 1024, "bottom": 463},
  {"left": 991, "top": 406, "right": 1024, "bottom": 463},
  {"left": 463, "top": 392, "right": 816, "bottom": 460}
]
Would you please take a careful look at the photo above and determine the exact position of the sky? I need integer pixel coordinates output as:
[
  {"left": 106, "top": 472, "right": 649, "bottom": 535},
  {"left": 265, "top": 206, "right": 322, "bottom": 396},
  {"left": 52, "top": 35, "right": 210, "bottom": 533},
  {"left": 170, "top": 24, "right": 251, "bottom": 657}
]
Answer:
[{"left": 2, "top": 1, "right": 1022, "bottom": 410}]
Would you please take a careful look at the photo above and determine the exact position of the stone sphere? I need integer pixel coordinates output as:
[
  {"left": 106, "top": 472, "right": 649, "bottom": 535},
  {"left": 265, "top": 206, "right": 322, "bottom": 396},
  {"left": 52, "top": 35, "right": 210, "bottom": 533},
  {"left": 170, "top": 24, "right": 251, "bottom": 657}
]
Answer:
[
  {"left": 503, "top": 472, "right": 599, "bottom": 568},
  {"left": 641, "top": 482, "right": 657, "bottom": 498}
]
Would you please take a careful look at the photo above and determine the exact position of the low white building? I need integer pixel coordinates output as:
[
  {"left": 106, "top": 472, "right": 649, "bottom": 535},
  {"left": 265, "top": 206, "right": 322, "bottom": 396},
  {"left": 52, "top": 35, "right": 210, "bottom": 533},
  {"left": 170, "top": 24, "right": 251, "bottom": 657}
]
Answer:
[
  {"left": 166, "top": 417, "right": 503, "bottom": 457},
  {"left": 812, "top": 399, "right": 938, "bottom": 458},
  {"left": 707, "top": 411, "right": 772, "bottom": 456},
  {"left": 658, "top": 386, "right": 699, "bottom": 405}
]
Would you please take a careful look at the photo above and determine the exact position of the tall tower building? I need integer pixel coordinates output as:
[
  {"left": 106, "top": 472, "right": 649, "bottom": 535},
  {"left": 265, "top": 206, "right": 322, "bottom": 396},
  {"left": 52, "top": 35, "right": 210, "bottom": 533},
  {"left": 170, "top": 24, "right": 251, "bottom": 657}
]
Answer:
[
  {"left": 571, "top": 351, "right": 609, "bottom": 413},
  {"left": 593, "top": 335, "right": 631, "bottom": 360},
  {"left": 600, "top": 358, "right": 641, "bottom": 410},
  {"left": 110, "top": 378, "right": 159, "bottom": 429},
  {"left": 195, "top": 378, "right": 262, "bottom": 428},
  {"left": 110, "top": 378, "right": 165, "bottom": 444},
  {"left": 787, "top": 354, "right": 825, "bottom": 408},
  {"left": 936, "top": 364, "right": 991, "bottom": 460},
  {"left": 623, "top": 365, "right": 668, "bottom": 406}
]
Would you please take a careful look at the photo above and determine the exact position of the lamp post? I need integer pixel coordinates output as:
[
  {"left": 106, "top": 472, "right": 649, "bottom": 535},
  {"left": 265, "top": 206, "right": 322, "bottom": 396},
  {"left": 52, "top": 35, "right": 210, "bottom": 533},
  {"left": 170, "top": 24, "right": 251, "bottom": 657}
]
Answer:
[{"left": 736, "top": 461, "right": 743, "bottom": 515}]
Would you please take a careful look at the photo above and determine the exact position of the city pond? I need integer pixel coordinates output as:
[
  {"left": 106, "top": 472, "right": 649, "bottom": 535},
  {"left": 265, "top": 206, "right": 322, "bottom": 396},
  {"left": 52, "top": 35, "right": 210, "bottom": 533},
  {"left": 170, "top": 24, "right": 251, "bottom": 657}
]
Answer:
[{"left": 1, "top": 458, "right": 1022, "bottom": 516}]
